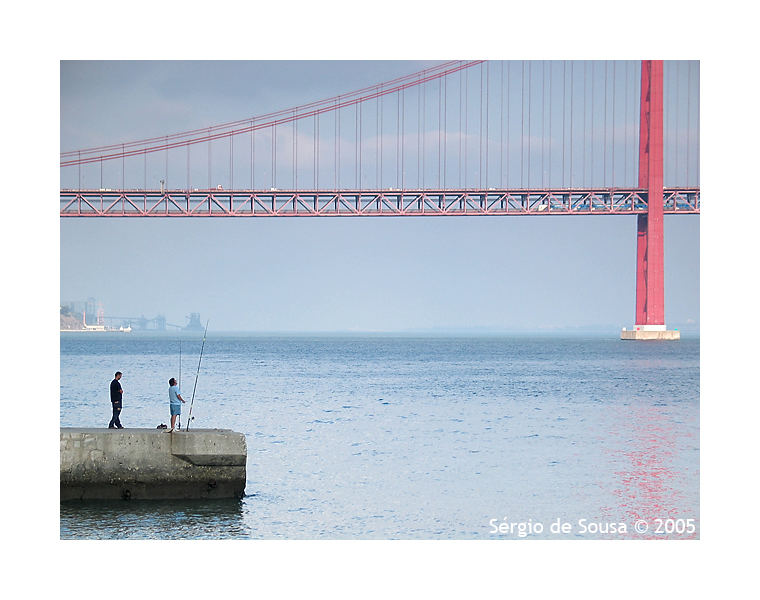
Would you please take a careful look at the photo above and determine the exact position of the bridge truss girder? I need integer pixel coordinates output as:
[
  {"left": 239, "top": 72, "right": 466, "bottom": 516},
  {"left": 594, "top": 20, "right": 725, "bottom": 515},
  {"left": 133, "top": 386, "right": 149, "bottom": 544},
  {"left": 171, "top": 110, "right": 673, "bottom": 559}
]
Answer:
[{"left": 61, "top": 188, "right": 699, "bottom": 217}]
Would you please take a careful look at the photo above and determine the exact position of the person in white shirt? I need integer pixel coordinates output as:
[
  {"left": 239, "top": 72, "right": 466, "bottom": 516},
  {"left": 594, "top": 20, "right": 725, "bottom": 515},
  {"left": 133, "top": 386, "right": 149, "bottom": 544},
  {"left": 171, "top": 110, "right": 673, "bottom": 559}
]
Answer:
[{"left": 167, "top": 377, "right": 186, "bottom": 432}]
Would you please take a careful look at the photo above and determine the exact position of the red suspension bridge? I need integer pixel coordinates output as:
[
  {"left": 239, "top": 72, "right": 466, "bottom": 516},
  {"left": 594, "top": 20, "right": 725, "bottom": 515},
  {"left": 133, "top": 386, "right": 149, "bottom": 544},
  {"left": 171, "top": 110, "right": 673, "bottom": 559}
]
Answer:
[{"left": 60, "top": 59, "right": 699, "bottom": 337}]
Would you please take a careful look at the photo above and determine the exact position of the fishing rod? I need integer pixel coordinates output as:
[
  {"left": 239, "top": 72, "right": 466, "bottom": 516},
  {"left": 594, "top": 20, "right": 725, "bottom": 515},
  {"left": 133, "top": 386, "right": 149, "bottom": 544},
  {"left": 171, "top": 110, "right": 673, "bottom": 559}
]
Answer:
[
  {"left": 178, "top": 338, "right": 182, "bottom": 430},
  {"left": 185, "top": 320, "right": 209, "bottom": 431}
]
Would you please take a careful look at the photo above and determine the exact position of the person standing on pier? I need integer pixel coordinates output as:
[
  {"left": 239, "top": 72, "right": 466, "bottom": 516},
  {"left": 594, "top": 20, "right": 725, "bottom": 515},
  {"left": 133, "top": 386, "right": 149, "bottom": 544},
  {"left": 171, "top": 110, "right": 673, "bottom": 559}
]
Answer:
[
  {"left": 108, "top": 371, "right": 124, "bottom": 429},
  {"left": 168, "top": 377, "right": 186, "bottom": 432}
]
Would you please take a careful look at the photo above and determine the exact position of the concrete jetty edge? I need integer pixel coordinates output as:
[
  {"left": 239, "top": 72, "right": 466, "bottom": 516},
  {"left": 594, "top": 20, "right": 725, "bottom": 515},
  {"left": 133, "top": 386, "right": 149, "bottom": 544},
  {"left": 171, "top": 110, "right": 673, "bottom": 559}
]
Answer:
[{"left": 60, "top": 428, "right": 247, "bottom": 501}]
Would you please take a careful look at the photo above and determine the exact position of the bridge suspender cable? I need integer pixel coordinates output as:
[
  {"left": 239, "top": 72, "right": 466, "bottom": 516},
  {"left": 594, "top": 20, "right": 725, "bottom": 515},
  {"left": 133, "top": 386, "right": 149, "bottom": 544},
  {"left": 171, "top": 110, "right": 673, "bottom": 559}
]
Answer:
[
  {"left": 687, "top": 62, "right": 692, "bottom": 185},
  {"left": 186, "top": 320, "right": 209, "bottom": 432}
]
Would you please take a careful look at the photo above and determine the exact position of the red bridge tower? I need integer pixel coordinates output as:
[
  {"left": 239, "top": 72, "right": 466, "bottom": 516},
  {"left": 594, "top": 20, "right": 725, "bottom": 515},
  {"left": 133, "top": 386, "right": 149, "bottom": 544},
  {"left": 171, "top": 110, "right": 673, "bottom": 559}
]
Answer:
[{"left": 622, "top": 60, "right": 680, "bottom": 340}]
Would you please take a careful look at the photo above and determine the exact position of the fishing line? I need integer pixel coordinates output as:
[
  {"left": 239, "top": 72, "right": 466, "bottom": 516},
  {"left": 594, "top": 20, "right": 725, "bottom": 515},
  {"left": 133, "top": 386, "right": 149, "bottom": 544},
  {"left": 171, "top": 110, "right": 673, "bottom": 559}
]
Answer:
[{"left": 186, "top": 320, "right": 209, "bottom": 431}]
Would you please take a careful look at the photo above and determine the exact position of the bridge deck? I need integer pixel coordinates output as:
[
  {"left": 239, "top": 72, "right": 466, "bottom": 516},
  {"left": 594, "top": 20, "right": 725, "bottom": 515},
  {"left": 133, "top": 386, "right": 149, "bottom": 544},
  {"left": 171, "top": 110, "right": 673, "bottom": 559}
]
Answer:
[{"left": 61, "top": 187, "right": 700, "bottom": 217}]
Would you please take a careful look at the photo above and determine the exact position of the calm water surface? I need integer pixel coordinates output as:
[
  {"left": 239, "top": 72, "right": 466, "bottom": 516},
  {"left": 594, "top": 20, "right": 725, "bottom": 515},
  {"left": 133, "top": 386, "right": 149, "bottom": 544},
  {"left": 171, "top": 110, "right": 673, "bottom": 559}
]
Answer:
[{"left": 60, "top": 333, "right": 699, "bottom": 539}]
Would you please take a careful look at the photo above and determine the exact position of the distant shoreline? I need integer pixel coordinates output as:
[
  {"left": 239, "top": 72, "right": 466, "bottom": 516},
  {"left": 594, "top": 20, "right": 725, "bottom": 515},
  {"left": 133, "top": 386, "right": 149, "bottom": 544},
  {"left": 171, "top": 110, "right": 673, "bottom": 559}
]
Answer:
[{"left": 60, "top": 329, "right": 700, "bottom": 339}]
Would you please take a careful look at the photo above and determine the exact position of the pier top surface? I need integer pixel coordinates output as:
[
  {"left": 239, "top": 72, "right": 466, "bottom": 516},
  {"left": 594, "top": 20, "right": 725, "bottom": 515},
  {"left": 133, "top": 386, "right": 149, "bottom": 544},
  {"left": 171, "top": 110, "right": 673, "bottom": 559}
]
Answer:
[{"left": 61, "top": 427, "right": 236, "bottom": 434}]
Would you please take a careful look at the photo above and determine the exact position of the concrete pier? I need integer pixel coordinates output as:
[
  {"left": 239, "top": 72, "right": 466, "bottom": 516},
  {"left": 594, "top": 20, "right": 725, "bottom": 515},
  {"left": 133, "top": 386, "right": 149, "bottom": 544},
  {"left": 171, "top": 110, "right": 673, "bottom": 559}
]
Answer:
[{"left": 60, "top": 428, "right": 247, "bottom": 501}]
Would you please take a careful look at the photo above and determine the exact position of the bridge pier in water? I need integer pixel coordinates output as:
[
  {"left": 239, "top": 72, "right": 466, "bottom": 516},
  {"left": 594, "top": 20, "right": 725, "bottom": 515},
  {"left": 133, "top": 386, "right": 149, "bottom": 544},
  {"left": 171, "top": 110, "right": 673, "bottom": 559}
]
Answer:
[{"left": 623, "top": 60, "right": 679, "bottom": 341}]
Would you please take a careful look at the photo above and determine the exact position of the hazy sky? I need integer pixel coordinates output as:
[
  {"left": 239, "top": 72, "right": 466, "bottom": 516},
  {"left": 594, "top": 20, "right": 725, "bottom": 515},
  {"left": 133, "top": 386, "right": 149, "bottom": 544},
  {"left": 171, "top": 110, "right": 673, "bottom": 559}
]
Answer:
[{"left": 60, "top": 60, "right": 699, "bottom": 333}]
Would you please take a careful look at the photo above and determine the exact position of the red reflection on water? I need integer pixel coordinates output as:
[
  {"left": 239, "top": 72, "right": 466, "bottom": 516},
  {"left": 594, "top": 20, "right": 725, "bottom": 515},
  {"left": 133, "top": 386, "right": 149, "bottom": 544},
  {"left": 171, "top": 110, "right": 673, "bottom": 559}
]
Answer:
[{"left": 599, "top": 405, "right": 698, "bottom": 540}]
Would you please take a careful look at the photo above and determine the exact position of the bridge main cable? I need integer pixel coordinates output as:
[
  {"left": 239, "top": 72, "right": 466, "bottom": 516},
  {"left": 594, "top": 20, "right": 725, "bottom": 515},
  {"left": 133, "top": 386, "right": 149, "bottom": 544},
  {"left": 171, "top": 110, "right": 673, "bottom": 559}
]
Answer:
[
  {"left": 61, "top": 60, "right": 463, "bottom": 158},
  {"left": 60, "top": 60, "right": 484, "bottom": 167}
]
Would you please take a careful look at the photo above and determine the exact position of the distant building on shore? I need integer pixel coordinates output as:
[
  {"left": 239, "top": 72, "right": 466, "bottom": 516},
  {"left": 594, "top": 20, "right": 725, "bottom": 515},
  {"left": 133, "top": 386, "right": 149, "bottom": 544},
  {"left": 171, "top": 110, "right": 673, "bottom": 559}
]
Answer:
[{"left": 184, "top": 313, "right": 204, "bottom": 331}]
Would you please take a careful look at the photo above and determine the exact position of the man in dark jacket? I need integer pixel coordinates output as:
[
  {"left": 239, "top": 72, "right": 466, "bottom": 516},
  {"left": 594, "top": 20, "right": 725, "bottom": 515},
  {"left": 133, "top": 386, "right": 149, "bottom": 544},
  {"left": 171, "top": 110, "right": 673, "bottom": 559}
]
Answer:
[{"left": 108, "top": 371, "right": 124, "bottom": 429}]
